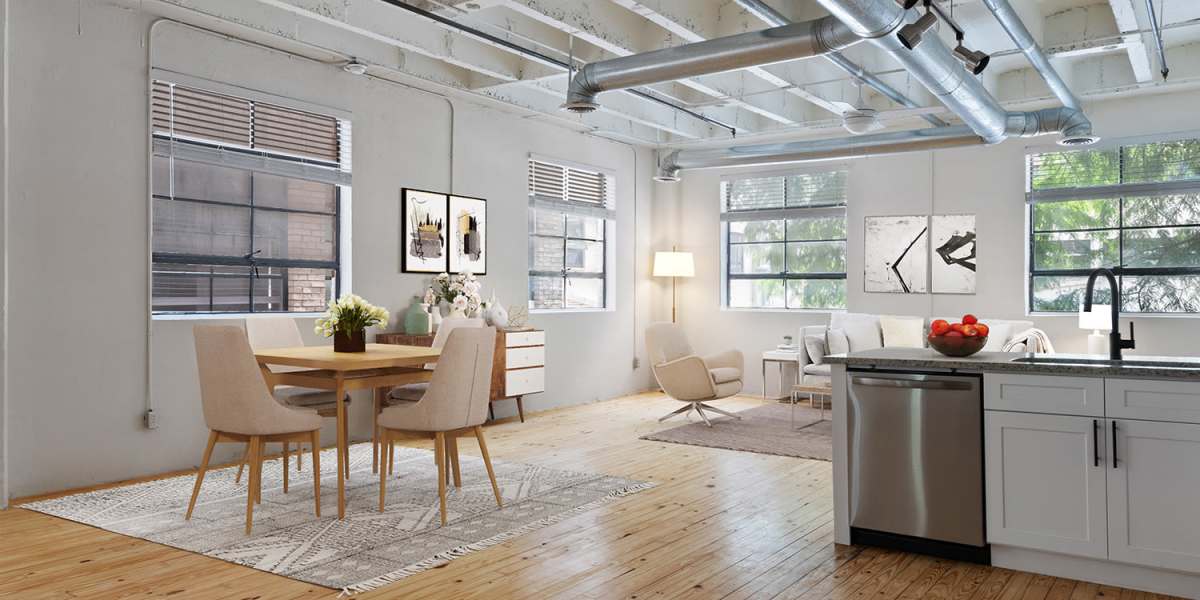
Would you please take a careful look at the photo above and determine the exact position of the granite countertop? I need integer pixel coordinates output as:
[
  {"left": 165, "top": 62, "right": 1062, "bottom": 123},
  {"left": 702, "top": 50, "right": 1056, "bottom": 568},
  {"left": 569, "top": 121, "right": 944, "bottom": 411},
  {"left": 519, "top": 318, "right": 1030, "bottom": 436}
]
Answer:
[{"left": 824, "top": 347, "right": 1200, "bottom": 380}]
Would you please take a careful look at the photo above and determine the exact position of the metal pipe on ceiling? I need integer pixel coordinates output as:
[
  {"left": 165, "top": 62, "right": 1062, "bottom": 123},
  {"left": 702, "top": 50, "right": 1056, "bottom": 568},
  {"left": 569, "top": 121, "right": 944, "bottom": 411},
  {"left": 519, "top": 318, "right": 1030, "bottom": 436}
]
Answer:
[
  {"left": 979, "top": 0, "right": 1084, "bottom": 111},
  {"left": 1144, "top": 0, "right": 1170, "bottom": 79},
  {"left": 563, "top": 16, "right": 861, "bottom": 113},
  {"left": 734, "top": 0, "right": 948, "bottom": 129}
]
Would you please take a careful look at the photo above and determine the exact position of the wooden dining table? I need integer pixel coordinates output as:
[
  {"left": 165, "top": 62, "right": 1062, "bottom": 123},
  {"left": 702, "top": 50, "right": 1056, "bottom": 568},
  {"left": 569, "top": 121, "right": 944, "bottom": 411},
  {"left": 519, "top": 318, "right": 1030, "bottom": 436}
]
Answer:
[{"left": 254, "top": 343, "right": 441, "bottom": 519}]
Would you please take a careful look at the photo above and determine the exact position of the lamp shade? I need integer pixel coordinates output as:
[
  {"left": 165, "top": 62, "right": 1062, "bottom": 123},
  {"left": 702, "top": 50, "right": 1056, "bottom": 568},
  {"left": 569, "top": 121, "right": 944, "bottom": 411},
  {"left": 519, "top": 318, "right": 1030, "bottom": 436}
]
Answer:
[
  {"left": 1079, "top": 305, "right": 1112, "bottom": 331},
  {"left": 653, "top": 251, "right": 695, "bottom": 278}
]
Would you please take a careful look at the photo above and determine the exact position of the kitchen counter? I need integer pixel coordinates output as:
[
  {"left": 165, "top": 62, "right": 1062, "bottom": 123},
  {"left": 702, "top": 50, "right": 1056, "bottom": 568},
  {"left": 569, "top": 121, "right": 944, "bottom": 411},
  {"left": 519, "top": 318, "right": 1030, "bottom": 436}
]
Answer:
[{"left": 824, "top": 347, "right": 1200, "bottom": 380}]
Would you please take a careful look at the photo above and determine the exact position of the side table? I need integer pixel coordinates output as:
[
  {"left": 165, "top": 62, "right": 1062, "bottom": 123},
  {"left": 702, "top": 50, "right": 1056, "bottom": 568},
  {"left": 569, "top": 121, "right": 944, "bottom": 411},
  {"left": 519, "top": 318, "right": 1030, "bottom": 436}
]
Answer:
[{"left": 761, "top": 350, "right": 800, "bottom": 400}]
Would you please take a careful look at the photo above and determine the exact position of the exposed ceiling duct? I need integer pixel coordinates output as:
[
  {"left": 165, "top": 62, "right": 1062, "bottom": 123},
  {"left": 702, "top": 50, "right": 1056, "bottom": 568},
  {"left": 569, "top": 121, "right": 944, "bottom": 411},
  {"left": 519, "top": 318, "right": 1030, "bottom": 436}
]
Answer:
[
  {"left": 563, "top": 17, "right": 861, "bottom": 113},
  {"left": 655, "top": 125, "right": 986, "bottom": 182}
]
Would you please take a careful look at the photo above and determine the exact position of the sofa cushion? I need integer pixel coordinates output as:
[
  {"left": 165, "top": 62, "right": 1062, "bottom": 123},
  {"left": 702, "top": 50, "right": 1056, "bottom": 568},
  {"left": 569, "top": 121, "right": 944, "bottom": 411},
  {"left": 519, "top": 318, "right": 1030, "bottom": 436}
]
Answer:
[
  {"left": 881, "top": 315, "right": 925, "bottom": 348},
  {"left": 803, "top": 335, "right": 827, "bottom": 365},
  {"left": 714, "top": 379, "right": 742, "bottom": 398},
  {"left": 709, "top": 367, "right": 741, "bottom": 384},
  {"left": 803, "top": 363, "right": 831, "bottom": 377},
  {"left": 826, "top": 328, "right": 850, "bottom": 355},
  {"left": 831, "top": 312, "right": 883, "bottom": 351}
]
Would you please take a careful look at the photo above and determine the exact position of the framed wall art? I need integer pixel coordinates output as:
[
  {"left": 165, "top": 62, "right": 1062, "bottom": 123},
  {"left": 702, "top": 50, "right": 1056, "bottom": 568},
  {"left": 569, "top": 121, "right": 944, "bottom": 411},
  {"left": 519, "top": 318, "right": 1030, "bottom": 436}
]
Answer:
[
  {"left": 448, "top": 194, "right": 487, "bottom": 275},
  {"left": 401, "top": 188, "right": 449, "bottom": 273}
]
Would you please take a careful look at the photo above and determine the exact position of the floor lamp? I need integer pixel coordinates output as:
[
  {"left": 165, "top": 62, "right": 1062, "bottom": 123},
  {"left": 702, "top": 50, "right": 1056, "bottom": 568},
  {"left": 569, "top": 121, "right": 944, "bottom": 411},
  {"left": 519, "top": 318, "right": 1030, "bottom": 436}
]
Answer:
[{"left": 653, "top": 248, "right": 694, "bottom": 323}]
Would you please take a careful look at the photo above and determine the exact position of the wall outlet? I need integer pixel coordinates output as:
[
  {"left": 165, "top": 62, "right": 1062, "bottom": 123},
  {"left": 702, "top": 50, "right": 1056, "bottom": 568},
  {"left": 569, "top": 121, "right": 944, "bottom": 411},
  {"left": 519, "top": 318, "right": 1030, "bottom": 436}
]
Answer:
[
  {"left": 144, "top": 409, "right": 159, "bottom": 430},
  {"left": 632, "top": 356, "right": 641, "bottom": 369}
]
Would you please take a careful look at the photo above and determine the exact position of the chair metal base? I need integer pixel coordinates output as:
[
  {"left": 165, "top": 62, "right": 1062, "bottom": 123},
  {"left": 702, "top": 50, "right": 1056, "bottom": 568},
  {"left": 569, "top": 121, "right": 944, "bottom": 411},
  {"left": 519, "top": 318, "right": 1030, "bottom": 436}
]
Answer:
[{"left": 658, "top": 401, "right": 743, "bottom": 427}]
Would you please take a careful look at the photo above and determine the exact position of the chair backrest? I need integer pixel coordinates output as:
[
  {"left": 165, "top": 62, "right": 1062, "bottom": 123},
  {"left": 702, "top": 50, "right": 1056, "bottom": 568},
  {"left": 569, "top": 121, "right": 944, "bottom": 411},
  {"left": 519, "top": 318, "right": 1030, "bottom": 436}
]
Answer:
[
  {"left": 193, "top": 325, "right": 294, "bottom": 435},
  {"left": 420, "top": 327, "right": 497, "bottom": 431},
  {"left": 645, "top": 322, "right": 694, "bottom": 366},
  {"left": 431, "top": 317, "right": 485, "bottom": 349}
]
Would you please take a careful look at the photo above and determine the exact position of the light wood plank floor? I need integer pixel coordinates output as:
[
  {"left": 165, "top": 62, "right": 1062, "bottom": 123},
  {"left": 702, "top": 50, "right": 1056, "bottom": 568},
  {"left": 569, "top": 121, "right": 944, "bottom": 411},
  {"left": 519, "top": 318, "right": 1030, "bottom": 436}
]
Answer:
[{"left": 0, "top": 392, "right": 1180, "bottom": 599}]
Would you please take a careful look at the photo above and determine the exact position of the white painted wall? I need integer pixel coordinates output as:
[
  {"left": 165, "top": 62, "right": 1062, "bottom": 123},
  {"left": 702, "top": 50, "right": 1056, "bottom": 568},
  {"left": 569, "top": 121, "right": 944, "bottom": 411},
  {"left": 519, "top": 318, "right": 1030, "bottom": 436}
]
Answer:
[
  {"left": 4, "top": 1, "right": 655, "bottom": 499},
  {"left": 659, "top": 89, "right": 1200, "bottom": 395},
  {"left": 0, "top": 0, "right": 8, "bottom": 509}
]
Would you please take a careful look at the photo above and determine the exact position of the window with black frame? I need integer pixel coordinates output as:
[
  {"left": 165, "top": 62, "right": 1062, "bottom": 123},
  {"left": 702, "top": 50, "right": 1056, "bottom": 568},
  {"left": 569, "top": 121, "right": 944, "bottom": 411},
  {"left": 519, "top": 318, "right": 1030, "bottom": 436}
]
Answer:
[
  {"left": 151, "top": 81, "right": 351, "bottom": 314},
  {"left": 1028, "top": 138, "right": 1200, "bottom": 313},
  {"left": 722, "top": 170, "right": 848, "bottom": 310},
  {"left": 527, "top": 158, "right": 614, "bottom": 310}
]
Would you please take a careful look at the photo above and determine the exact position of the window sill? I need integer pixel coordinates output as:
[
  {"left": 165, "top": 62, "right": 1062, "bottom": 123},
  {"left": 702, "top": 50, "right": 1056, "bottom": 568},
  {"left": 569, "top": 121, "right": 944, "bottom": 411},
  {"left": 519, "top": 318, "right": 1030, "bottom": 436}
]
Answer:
[
  {"left": 153, "top": 312, "right": 325, "bottom": 321},
  {"left": 1027, "top": 311, "right": 1200, "bottom": 319},
  {"left": 721, "top": 307, "right": 846, "bottom": 314},
  {"left": 529, "top": 307, "right": 613, "bottom": 315}
]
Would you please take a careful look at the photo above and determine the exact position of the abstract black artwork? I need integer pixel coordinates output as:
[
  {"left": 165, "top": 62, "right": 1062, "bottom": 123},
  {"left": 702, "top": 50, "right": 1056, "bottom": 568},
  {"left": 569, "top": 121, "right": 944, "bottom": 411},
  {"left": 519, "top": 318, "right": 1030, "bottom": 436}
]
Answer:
[
  {"left": 865, "top": 216, "right": 928, "bottom": 293},
  {"left": 931, "top": 215, "right": 976, "bottom": 294}
]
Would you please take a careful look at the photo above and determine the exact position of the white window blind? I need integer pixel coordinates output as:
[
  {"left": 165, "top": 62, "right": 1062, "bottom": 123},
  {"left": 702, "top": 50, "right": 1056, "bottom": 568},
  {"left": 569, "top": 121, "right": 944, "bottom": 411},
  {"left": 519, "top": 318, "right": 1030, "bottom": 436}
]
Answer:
[
  {"left": 528, "top": 158, "right": 615, "bottom": 219},
  {"left": 527, "top": 157, "right": 613, "bottom": 310},
  {"left": 723, "top": 170, "right": 848, "bottom": 212}
]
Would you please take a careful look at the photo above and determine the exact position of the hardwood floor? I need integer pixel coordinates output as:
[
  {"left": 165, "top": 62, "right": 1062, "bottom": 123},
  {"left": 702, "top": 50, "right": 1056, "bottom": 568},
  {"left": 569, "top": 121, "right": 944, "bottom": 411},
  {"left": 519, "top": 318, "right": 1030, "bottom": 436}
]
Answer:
[{"left": 0, "top": 392, "right": 1181, "bottom": 599}]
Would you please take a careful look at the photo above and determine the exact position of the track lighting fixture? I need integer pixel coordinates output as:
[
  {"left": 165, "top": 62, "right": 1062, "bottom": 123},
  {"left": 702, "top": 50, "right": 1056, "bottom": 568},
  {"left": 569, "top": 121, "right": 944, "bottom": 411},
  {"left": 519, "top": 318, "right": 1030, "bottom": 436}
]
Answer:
[
  {"left": 953, "top": 43, "right": 990, "bottom": 75},
  {"left": 897, "top": 10, "right": 938, "bottom": 50}
]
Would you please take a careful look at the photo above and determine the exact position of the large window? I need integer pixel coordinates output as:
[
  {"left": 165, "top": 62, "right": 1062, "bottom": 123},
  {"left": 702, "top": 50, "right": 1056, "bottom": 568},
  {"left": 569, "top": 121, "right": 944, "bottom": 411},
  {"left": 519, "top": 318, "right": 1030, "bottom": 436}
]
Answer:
[
  {"left": 151, "top": 81, "right": 351, "bottom": 314},
  {"left": 1028, "top": 137, "right": 1200, "bottom": 313},
  {"left": 527, "top": 158, "right": 615, "bottom": 310},
  {"left": 722, "top": 169, "right": 848, "bottom": 309}
]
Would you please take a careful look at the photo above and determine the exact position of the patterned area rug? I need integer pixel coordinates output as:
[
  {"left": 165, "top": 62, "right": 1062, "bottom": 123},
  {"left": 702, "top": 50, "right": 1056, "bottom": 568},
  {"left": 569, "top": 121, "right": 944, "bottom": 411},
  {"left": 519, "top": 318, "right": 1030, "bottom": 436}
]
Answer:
[
  {"left": 640, "top": 402, "right": 832, "bottom": 461},
  {"left": 23, "top": 443, "right": 653, "bottom": 593}
]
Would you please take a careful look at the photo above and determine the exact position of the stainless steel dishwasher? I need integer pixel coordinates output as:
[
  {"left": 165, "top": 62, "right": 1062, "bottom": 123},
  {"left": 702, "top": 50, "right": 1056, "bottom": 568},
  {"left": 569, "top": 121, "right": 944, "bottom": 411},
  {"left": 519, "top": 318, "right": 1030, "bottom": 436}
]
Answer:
[{"left": 847, "top": 370, "right": 989, "bottom": 564}]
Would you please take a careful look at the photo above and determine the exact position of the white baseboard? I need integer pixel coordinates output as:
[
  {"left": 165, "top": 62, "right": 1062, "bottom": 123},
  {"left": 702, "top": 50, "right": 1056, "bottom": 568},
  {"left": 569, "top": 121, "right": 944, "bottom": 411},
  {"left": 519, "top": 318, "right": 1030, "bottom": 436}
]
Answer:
[{"left": 992, "top": 545, "right": 1200, "bottom": 599}]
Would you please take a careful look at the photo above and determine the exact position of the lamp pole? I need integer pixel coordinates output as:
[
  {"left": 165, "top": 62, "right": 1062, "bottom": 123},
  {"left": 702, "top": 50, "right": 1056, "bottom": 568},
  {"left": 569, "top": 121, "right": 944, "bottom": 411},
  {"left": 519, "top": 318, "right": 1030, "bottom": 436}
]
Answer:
[{"left": 671, "top": 245, "right": 678, "bottom": 323}]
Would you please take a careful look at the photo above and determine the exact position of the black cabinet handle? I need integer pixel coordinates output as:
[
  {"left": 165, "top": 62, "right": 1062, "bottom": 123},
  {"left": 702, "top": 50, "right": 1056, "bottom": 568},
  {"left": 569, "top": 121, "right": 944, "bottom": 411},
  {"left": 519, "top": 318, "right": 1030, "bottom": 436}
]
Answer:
[
  {"left": 1093, "top": 419, "right": 1100, "bottom": 467},
  {"left": 1112, "top": 420, "right": 1119, "bottom": 469}
]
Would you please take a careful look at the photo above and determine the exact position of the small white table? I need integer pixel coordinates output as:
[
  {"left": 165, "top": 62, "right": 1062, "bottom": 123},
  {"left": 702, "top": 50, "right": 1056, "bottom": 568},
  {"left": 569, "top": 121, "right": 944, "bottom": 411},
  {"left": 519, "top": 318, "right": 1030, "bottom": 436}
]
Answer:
[{"left": 761, "top": 350, "right": 800, "bottom": 400}]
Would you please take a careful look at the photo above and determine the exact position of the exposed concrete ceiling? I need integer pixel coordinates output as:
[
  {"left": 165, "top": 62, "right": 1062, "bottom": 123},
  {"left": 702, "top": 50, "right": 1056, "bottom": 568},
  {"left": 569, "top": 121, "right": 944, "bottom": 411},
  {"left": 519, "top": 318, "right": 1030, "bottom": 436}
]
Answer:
[{"left": 128, "top": 0, "right": 1200, "bottom": 147}]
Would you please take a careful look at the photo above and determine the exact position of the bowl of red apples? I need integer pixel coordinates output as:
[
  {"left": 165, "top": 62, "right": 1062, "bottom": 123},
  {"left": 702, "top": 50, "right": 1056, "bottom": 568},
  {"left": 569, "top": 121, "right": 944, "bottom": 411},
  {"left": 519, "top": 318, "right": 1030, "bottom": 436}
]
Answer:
[{"left": 928, "top": 314, "right": 990, "bottom": 357}]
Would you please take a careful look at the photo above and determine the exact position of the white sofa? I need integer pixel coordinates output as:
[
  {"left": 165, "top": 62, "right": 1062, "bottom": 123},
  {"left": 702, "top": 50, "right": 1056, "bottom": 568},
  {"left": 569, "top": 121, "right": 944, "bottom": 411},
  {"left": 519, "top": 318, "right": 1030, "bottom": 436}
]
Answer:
[{"left": 796, "top": 313, "right": 1036, "bottom": 387}]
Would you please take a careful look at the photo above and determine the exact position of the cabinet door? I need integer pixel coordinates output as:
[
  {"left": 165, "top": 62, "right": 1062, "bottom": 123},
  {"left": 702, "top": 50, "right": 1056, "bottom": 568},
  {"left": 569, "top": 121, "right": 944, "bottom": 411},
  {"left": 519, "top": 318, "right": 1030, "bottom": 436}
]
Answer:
[
  {"left": 985, "top": 411, "right": 1108, "bottom": 558},
  {"left": 984, "top": 373, "right": 1105, "bottom": 417},
  {"left": 1107, "top": 419, "right": 1200, "bottom": 572}
]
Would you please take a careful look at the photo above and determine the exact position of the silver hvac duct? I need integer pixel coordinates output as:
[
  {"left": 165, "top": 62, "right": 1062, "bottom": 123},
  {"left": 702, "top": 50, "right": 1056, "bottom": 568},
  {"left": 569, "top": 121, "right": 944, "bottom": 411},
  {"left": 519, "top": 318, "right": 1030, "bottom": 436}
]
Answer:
[
  {"left": 654, "top": 125, "right": 985, "bottom": 182},
  {"left": 563, "top": 17, "right": 860, "bottom": 112},
  {"left": 814, "top": 0, "right": 1096, "bottom": 145},
  {"left": 733, "top": 0, "right": 948, "bottom": 129},
  {"left": 980, "top": 0, "right": 1086, "bottom": 112}
]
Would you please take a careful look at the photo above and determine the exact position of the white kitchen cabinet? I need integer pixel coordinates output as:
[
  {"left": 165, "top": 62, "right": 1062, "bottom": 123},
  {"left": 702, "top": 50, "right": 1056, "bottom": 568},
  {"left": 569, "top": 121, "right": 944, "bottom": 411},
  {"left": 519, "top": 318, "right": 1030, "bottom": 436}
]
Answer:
[
  {"left": 1106, "top": 378, "right": 1200, "bottom": 424},
  {"left": 1107, "top": 418, "right": 1200, "bottom": 573},
  {"left": 984, "top": 373, "right": 1105, "bottom": 417},
  {"left": 985, "top": 411, "right": 1108, "bottom": 558}
]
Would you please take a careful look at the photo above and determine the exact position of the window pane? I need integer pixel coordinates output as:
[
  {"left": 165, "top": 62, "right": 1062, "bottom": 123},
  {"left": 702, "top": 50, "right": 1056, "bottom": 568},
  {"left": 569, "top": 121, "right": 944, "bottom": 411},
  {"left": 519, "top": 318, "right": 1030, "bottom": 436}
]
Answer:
[
  {"left": 251, "top": 266, "right": 336, "bottom": 313},
  {"left": 252, "top": 173, "right": 337, "bottom": 213},
  {"left": 530, "top": 275, "right": 563, "bottom": 309},
  {"left": 786, "top": 279, "right": 846, "bottom": 310},
  {"left": 565, "top": 277, "right": 604, "bottom": 308},
  {"left": 565, "top": 239, "right": 604, "bottom": 273},
  {"left": 1123, "top": 275, "right": 1200, "bottom": 313},
  {"left": 785, "top": 171, "right": 847, "bottom": 207},
  {"left": 724, "top": 176, "right": 784, "bottom": 211},
  {"left": 529, "top": 236, "right": 564, "bottom": 271},
  {"left": 153, "top": 198, "right": 251, "bottom": 257},
  {"left": 1029, "top": 149, "right": 1119, "bottom": 190},
  {"left": 1121, "top": 139, "right": 1200, "bottom": 184},
  {"left": 1123, "top": 195, "right": 1200, "bottom": 227},
  {"left": 1123, "top": 227, "right": 1200, "bottom": 268},
  {"left": 252, "top": 210, "right": 336, "bottom": 262},
  {"left": 729, "top": 243, "right": 784, "bottom": 274},
  {"left": 566, "top": 214, "right": 604, "bottom": 240},
  {"left": 152, "top": 263, "right": 250, "bottom": 312},
  {"left": 728, "top": 279, "right": 785, "bottom": 308},
  {"left": 1032, "top": 230, "right": 1119, "bottom": 270},
  {"left": 786, "top": 241, "right": 845, "bottom": 274},
  {"left": 166, "top": 158, "right": 253, "bottom": 204},
  {"left": 531, "top": 209, "right": 565, "bottom": 236},
  {"left": 1031, "top": 275, "right": 1112, "bottom": 312},
  {"left": 729, "top": 220, "right": 784, "bottom": 242},
  {"left": 786, "top": 215, "right": 845, "bottom": 240},
  {"left": 1032, "top": 199, "right": 1118, "bottom": 231}
]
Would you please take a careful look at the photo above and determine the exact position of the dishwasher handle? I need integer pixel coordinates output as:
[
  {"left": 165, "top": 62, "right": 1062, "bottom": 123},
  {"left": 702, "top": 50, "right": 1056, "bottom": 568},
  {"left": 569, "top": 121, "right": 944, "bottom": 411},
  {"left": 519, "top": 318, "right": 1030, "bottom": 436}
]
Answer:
[{"left": 850, "top": 376, "right": 975, "bottom": 391}]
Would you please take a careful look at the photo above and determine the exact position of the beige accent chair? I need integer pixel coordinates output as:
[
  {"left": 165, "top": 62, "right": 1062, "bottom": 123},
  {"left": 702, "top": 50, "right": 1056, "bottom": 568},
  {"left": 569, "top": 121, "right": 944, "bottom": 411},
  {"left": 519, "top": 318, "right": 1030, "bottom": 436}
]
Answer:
[
  {"left": 645, "top": 322, "right": 744, "bottom": 427},
  {"left": 187, "top": 325, "right": 323, "bottom": 535},
  {"left": 244, "top": 317, "right": 351, "bottom": 481},
  {"left": 386, "top": 318, "right": 486, "bottom": 403},
  {"left": 377, "top": 327, "right": 503, "bottom": 525}
]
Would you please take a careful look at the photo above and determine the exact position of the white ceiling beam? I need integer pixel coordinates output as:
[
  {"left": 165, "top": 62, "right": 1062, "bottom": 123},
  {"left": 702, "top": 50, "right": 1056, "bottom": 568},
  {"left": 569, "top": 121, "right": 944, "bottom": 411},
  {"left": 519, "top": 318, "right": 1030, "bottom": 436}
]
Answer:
[{"left": 1108, "top": 0, "right": 1156, "bottom": 82}]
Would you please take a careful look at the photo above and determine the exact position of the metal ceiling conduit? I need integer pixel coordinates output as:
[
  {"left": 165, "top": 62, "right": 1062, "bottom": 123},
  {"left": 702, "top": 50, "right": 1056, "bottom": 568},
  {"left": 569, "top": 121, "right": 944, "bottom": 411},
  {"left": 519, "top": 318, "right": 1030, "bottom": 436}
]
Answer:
[{"left": 563, "top": 16, "right": 861, "bottom": 113}]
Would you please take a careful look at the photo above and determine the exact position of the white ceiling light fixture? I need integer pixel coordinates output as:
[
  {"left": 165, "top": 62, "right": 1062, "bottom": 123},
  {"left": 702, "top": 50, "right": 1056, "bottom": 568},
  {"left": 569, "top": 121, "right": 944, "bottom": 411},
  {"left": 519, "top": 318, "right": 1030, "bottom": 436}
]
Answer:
[
  {"left": 342, "top": 59, "right": 368, "bottom": 76},
  {"left": 842, "top": 108, "right": 884, "bottom": 134}
]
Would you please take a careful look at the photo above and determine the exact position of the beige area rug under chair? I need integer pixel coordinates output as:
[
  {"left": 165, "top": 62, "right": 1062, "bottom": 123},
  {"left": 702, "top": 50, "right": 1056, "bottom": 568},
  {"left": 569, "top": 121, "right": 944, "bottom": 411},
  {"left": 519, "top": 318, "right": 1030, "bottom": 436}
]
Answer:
[
  {"left": 640, "top": 401, "right": 832, "bottom": 461},
  {"left": 22, "top": 443, "right": 653, "bottom": 594}
]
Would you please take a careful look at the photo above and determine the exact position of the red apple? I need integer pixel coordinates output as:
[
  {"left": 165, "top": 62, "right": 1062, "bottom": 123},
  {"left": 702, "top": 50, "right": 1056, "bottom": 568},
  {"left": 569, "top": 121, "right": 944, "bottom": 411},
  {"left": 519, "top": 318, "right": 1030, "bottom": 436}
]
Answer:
[
  {"left": 962, "top": 314, "right": 978, "bottom": 325},
  {"left": 931, "top": 319, "right": 951, "bottom": 335},
  {"left": 975, "top": 323, "right": 990, "bottom": 337},
  {"left": 962, "top": 324, "right": 979, "bottom": 337},
  {"left": 944, "top": 330, "right": 964, "bottom": 338}
]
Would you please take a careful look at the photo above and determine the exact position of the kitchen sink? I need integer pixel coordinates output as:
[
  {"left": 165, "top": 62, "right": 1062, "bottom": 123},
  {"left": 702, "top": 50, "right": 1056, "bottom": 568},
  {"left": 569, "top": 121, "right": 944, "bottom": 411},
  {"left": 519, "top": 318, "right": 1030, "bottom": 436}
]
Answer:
[{"left": 1011, "top": 356, "right": 1200, "bottom": 369}]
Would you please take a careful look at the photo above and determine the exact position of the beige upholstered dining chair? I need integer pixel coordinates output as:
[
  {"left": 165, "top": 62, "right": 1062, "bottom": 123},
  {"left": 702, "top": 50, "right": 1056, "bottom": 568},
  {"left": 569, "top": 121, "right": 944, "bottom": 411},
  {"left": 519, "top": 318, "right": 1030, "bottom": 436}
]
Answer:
[
  {"left": 244, "top": 317, "right": 352, "bottom": 481},
  {"left": 188, "top": 325, "right": 323, "bottom": 535},
  {"left": 377, "top": 327, "right": 502, "bottom": 525},
  {"left": 645, "top": 322, "right": 744, "bottom": 427}
]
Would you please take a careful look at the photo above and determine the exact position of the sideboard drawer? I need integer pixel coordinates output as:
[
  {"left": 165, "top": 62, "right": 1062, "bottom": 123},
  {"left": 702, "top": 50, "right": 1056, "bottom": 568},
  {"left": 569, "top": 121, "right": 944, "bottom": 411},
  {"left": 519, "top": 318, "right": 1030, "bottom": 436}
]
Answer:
[
  {"left": 506, "top": 346, "right": 544, "bottom": 369},
  {"left": 506, "top": 367, "right": 545, "bottom": 396},
  {"left": 1106, "top": 378, "right": 1200, "bottom": 424},
  {"left": 984, "top": 373, "right": 1104, "bottom": 417},
  {"left": 506, "top": 330, "right": 545, "bottom": 348}
]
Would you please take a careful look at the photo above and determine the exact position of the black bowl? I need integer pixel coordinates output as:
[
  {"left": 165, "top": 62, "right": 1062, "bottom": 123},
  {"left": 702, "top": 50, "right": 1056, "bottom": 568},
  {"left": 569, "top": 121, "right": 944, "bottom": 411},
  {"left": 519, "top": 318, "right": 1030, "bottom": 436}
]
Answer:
[{"left": 929, "top": 335, "right": 988, "bottom": 357}]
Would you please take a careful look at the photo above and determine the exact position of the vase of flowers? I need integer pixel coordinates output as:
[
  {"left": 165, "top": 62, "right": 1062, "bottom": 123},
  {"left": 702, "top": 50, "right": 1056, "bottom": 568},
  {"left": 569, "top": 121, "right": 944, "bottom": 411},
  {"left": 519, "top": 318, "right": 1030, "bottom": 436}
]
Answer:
[
  {"left": 428, "top": 272, "right": 483, "bottom": 318},
  {"left": 315, "top": 294, "right": 389, "bottom": 352}
]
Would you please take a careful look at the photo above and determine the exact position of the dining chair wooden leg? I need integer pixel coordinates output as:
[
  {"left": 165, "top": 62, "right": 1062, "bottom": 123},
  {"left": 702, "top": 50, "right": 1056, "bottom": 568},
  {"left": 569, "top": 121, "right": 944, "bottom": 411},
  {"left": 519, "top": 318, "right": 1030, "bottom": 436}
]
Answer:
[
  {"left": 372, "top": 390, "right": 381, "bottom": 474},
  {"left": 297, "top": 444, "right": 303, "bottom": 472},
  {"left": 378, "top": 429, "right": 389, "bottom": 512},
  {"left": 434, "top": 432, "right": 447, "bottom": 525},
  {"left": 186, "top": 431, "right": 218, "bottom": 520},
  {"left": 474, "top": 426, "right": 503, "bottom": 508},
  {"left": 342, "top": 414, "right": 351, "bottom": 480},
  {"left": 309, "top": 431, "right": 321, "bottom": 518},
  {"left": 256, "top": 438, "right": 266, "bottom": 505},
  {"left": 446, "top": 434, "right": 462, "bottom": 489},
  {"left": 245, "top": 435, "right": 262, "bottom": 535},
  {"left": 388, "top": 440, "right": 395, "bottom": 476},
  {"left": 282, "top": 442, "right": 290, "bottom": 494},
  {"left": 235, "top": 444, "right": 249, "bottom": 484}
]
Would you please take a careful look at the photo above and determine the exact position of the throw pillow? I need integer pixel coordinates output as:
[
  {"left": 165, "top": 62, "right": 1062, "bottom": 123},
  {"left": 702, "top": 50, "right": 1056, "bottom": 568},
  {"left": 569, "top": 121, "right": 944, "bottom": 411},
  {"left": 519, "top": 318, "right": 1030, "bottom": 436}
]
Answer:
[
  {"left": 881, "top": 315, "right": 926, "bottom": 348},
  {"left": 826, "top": 328, "right": 850, "bottom": 356},
  {"left": 803, "top": 334, "right": 827, "bottom": 365}
]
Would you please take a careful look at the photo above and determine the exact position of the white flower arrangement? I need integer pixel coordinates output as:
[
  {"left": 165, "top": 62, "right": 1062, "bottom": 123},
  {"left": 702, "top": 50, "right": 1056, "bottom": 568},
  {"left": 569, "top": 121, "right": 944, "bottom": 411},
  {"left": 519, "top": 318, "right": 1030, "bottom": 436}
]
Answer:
[
  {"left": 430, "top": 271, "right": 484, "bottom": 315},
  {"left": 314, "top": 293, "right": 389, "bottom": 337}
]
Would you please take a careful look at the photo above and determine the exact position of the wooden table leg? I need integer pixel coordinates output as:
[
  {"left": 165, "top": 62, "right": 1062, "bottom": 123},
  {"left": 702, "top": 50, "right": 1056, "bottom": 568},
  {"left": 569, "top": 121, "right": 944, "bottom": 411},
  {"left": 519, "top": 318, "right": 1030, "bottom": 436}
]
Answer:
[
  {"left": 372, "top": 388, "right": 381, "bottom": 474},
  {"left": 335, "top": 374, "right": 347, "bottom": 520}
]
